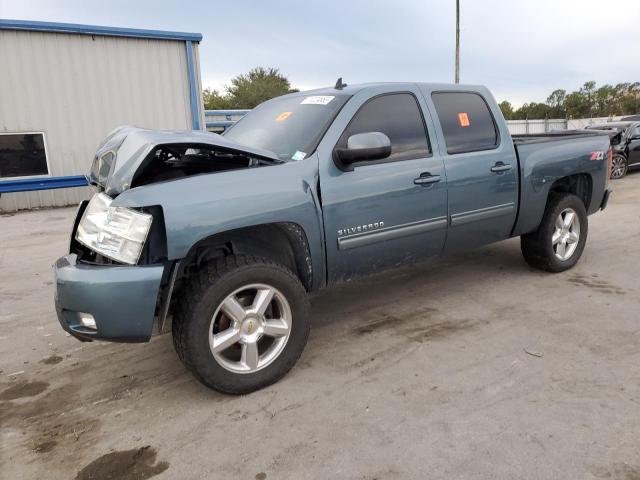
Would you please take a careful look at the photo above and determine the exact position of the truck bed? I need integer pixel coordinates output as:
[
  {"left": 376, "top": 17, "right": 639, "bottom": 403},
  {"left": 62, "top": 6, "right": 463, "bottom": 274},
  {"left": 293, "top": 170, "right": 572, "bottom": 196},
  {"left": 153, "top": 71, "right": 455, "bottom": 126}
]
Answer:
[
  {"left": 512, "top": 130, "right": 613, "bottom": 144},
  {"left": 511, "top": 130, "right": 611, "bottom": 237}
]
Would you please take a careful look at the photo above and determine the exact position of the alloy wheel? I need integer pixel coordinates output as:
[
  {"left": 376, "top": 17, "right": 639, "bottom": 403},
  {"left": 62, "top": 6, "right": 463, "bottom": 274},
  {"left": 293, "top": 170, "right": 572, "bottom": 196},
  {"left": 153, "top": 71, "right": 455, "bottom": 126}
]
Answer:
[
  {"left": 552, "top": 208, "right": 580, "bottom": 261},
  {"left": 611, "top": 155, "right": 626, "bottom": 179},
  {"left": 209, "top": 283, "right": 292, "bottom": 374}
]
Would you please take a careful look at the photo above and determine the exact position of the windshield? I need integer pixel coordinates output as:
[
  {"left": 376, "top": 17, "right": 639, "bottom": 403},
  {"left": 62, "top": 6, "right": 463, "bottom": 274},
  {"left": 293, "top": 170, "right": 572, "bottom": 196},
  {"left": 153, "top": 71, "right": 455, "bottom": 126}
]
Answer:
[{"left": 223, "top": 93, "right": 350, "bottom": 161}]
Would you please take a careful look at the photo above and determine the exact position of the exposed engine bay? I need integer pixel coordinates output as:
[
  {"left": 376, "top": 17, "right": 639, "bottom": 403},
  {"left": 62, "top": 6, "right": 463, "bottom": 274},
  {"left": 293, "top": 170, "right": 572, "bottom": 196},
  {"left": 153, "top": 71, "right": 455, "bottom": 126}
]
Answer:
[{"left": 131, "top": 144, "right": 279, "bottom": 188}]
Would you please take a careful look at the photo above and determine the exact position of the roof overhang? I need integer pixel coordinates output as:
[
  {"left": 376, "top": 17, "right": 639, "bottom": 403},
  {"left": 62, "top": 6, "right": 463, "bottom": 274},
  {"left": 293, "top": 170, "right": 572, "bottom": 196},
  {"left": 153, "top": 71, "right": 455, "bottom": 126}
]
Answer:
[{"left": 0, "top": 18, "right": 202, "bottom": 42}]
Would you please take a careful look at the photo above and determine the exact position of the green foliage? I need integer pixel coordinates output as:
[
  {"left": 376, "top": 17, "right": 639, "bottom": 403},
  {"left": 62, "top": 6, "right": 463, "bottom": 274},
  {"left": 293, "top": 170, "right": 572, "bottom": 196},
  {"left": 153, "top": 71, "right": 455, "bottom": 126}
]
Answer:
[
  {"left": 203, "top": 67, "right": 298, "bottom": 110},
  {"left": 203, "top": 88, "right": 232, "bottom": 110},
  {"left": 501, "top": 81, "right": 640, "bottom": 120},
  {"left": 498, "top": 100, "right": 514, "bottom": 120}
]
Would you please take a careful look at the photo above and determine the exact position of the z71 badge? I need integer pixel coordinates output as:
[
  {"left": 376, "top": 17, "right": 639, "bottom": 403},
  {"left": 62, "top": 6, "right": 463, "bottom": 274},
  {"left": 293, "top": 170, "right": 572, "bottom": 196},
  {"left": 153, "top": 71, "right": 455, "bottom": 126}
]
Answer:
[{"left": 338, "top": 221, "right": 385, "bottom": 237}]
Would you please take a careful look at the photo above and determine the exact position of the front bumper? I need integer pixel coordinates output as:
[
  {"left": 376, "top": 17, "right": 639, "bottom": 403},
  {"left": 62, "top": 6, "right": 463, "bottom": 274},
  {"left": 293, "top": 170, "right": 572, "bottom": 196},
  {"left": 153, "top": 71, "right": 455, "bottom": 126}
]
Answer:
[{"left": 53, "top": 254, "right": 164, "bottom": 342}]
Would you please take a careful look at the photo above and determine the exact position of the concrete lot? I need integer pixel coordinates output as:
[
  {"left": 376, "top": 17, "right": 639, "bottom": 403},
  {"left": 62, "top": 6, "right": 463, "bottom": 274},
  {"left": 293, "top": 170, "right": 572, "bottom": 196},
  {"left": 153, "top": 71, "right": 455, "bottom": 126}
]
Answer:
[{"left": 1, "top": 173, "right": 639, "bottom": 480}]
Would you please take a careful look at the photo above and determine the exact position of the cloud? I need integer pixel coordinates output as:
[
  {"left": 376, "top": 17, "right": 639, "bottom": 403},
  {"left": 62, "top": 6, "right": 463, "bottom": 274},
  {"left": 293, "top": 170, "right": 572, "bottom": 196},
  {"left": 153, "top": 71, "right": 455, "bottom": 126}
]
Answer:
[{"left": 2, "top": 0, "right": 639, "bottom": 106}]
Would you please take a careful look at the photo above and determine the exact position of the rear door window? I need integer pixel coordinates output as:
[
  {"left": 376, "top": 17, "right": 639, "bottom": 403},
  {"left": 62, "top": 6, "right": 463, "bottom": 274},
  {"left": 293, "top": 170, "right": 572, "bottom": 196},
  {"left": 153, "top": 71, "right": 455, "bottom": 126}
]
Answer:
[{"left": 431, "top": 92, "right": 498, "bottom": 154}]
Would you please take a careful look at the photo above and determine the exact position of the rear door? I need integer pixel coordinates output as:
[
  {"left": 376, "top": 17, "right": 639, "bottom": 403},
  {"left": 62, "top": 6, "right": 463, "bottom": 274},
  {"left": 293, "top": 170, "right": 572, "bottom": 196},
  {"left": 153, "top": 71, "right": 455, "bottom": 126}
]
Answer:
[
  {"left": 318, "top": 88, "right": 448, "bottom": 284},
  {"left": 427, "top": 90, "right": 519, "bottom": 252}
]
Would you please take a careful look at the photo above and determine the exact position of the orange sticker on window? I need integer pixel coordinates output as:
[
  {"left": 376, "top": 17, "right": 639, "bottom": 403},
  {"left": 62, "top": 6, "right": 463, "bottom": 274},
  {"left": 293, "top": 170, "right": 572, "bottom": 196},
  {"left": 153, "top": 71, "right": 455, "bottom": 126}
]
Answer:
[
  {"left": 458, "top": 112, "right": 470, "bottom": 127},
  {"left": 276, "top": 111, "right": 292, "bottom": 122}
]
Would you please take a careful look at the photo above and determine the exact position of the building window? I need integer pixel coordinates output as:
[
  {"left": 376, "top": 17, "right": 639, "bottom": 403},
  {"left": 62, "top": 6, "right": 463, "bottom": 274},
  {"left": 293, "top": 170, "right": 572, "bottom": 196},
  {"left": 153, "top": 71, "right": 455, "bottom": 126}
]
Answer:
[{"left": 0, "top": 133, "right": 49, "bottom": 179}]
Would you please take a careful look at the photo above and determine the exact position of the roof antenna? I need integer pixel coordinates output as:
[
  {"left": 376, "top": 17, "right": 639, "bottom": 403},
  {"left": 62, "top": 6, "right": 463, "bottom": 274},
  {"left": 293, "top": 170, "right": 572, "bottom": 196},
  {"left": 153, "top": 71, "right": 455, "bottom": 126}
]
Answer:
[{"left": 334, "top": 77, "right": 347, "bottom": 90}]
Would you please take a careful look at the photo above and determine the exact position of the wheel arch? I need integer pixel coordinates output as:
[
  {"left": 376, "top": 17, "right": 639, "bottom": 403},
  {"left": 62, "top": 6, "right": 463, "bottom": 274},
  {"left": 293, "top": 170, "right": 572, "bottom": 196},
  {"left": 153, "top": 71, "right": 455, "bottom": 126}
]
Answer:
[
  {"left": 547, "top": 173, "right": 593, "bottom": 210},
  {"left": 512, "top": 172, "right": 594, "bottom": 237},
  {"left": 171, "top": 222, "right": 314, "bottom": 305}
]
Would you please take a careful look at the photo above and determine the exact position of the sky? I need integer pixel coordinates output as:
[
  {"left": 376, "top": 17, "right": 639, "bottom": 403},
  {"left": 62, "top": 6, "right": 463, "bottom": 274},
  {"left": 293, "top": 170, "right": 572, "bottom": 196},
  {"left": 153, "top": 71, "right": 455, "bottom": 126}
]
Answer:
[{"left": 1, "top": 0, "right": 639, "bottom": 107}]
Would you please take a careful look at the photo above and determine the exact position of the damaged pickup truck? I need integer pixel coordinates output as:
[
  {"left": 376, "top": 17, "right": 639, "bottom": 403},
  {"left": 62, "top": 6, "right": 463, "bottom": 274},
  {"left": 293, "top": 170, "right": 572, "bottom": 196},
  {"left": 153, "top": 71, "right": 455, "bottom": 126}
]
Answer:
[{"left": 54, "top": 82, "right": 613, "bottom": 394}]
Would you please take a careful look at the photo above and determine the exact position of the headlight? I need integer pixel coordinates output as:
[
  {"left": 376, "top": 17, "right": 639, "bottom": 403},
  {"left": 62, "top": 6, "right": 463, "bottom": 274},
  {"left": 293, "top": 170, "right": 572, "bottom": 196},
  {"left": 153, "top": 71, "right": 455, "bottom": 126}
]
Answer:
[
  {"left": 89, "top": 151, "right": 116, "bottom": 186},
  {"left": 76, "top": 193, "right": 152, "bottom": 265}
]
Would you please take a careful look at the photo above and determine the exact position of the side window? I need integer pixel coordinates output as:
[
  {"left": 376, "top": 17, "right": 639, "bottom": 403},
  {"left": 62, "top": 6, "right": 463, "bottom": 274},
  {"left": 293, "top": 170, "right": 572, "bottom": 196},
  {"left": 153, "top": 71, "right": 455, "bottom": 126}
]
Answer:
[
  {"left": 631, "top": 126, "right": 640, "bottom": 138},
  {"left": 431, "top": 92, "right": 498, "bottom": 154},
  {"left": 338, "top": 93, "right": 430, "bottom": 163}
]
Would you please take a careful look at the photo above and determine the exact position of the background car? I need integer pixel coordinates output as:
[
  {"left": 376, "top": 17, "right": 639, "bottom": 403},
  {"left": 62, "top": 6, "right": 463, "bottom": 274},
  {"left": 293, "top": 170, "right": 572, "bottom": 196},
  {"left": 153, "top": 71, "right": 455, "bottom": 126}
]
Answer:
[{"left": 586, "top": 121, "right": 640, "bottom": 178}]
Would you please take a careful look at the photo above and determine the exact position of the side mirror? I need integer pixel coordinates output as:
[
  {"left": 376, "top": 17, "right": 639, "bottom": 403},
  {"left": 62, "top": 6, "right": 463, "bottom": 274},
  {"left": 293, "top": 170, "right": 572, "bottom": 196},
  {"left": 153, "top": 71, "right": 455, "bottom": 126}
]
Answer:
[{"left": 335, "top": 132, "right": 391, "bottom": 166}]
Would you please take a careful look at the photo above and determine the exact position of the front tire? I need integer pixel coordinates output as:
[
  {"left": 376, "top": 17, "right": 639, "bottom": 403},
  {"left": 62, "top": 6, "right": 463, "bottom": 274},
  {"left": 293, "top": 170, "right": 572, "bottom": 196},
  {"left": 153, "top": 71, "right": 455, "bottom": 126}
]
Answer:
[
  {"left": 610, "top": 154, "right": 628, "bottom": 179},
  {"left": 173, "top": 255, "right": 310, "bottom": 394},
  {"left": 520, "top": 193, "right": 588, "bottom": 272}
]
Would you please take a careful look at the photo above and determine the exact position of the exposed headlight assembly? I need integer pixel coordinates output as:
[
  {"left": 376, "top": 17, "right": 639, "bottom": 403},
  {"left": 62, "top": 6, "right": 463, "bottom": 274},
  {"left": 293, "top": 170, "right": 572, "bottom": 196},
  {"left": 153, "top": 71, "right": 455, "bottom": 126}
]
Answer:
[
  {"left": 89, "top": 151, "right": 116, "bottom": 186},
  {"left": 76, "top": 193, "right": 152, "bottom": 265}
]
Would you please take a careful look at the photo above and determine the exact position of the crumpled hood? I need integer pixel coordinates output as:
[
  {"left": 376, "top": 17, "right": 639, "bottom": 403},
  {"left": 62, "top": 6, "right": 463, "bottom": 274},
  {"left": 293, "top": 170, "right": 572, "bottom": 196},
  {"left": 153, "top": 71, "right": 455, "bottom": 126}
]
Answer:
[{"left": 89, "top": 126, "right": 280, "bottom": 196}]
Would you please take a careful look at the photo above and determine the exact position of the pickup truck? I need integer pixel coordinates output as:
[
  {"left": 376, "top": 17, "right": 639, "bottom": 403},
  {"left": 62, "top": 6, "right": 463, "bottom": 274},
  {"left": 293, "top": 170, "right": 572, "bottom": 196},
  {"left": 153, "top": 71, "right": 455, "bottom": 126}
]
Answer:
[{"left": 53, "top": 82, "right": 613, "bottom": 394}]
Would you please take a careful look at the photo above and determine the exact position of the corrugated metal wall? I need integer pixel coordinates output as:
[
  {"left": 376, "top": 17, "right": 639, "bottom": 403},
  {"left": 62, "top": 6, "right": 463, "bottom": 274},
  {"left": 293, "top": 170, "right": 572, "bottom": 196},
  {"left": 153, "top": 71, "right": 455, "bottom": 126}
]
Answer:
[{"left": 0, "top": 30, "right": 203, "bottom": 212}]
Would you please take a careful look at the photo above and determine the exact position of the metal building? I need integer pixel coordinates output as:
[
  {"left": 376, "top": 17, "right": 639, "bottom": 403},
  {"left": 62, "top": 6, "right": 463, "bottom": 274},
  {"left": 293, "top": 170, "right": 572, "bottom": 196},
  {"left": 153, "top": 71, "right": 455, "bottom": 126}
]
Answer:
[{"left": 0, "top": 19, "right": 204, "bottom": 212}]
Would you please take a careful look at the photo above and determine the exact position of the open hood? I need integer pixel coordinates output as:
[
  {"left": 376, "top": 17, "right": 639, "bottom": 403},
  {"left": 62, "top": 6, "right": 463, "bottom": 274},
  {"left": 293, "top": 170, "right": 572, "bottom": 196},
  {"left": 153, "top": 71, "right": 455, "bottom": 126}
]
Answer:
[{"left": 89, "top": 126, "right": 281, "bottom": 196}]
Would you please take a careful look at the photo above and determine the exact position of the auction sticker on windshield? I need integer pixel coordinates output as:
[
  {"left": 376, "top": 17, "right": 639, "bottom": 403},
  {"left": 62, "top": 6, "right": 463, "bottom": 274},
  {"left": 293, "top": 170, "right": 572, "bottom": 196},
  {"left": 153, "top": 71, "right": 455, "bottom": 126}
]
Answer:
[
  {"left": 301, "top": 96, "right": 334, "bottom": 105},
  {"left": 276, "top": 111, "right": 292, "bottom": 122},
  {"left": 291, "top": 151, "right": 306, "bottom": 161}
]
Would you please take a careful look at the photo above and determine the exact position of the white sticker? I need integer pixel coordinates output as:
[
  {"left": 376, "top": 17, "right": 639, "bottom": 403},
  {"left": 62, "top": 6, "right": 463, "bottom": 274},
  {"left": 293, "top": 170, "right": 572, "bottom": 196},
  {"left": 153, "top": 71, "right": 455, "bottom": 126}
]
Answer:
[
  {"left": 291, "top": 151, "right": 307, "bottom": 161},
  {"left": 301, "top": 95, "right": 335, "bottom": 105}
]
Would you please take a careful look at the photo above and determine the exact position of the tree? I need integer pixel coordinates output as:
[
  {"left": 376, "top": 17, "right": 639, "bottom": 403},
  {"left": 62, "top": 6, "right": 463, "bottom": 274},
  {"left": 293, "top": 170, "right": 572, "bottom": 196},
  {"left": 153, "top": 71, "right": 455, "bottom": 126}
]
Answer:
[
  {"left": 580, "top": 81, "right": 597, "bottom": 116},
  {"left": 203, "top": 88, "right": 232, "bottom": 110},
  {"left": 498, "top": 101, "right": 514, "bottom": 120},
  {"left": 202, "top": 67, "right": 298, "bottom": 110},
  {"left": 226, "top": 67, "right": 298, "bottom": 109},
  {"left": 546, "top": 89, "right": 566, "bottom": 117},
  {"left": 564, "top": 91, "right": 589, "bottom": 118}
]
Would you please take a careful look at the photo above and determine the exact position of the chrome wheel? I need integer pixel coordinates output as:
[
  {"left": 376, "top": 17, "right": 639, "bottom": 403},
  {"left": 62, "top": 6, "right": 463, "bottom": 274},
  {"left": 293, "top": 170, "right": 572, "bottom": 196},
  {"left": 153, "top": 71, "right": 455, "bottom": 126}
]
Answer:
[
  {"left": 611, "top": 155, "right": 627, "bottom": 179},
  {"left": 209, "top": 283, "right": 292, "bottom": 374},
  {"left": 552, "top": 208, "right": 580, "bottom": 261}
]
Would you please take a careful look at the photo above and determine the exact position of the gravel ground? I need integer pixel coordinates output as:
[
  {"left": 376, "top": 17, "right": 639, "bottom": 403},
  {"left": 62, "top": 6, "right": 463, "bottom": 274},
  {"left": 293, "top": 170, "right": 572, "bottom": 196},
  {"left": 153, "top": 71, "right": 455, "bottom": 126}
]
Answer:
[{"left": 1, "top": 172, "right": 639, "bottom": 480}]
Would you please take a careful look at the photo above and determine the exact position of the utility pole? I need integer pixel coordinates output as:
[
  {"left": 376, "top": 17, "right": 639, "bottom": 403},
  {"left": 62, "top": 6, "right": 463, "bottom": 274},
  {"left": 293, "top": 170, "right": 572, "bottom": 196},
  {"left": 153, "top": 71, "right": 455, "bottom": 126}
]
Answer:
[{"left": 455, "top": 0, "right": 460, "bottom": 84}]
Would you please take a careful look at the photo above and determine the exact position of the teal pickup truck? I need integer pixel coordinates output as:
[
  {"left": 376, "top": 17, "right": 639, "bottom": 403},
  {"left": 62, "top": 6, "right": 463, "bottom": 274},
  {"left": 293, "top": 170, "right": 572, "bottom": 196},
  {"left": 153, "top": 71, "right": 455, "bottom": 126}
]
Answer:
[{"left": 54, "top": 82, "right": 612, "bottom": 393}]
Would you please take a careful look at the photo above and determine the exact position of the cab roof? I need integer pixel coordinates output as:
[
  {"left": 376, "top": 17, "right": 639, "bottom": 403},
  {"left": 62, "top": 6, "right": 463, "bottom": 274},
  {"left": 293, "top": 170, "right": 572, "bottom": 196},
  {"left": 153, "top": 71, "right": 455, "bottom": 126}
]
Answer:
[{"left": 292, "top": 81, "right": 489, "bottom": 96}]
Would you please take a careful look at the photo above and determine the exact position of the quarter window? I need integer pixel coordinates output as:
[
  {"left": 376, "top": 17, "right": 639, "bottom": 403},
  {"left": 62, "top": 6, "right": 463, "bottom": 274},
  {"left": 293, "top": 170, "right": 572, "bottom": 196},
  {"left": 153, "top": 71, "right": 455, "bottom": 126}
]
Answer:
[
  {"left": 0, "top": 133, "right": 49, "bottom": 178},
  {"left": 431, "top": 92, "right": 498, "bottom": 154},
  {"left": 338, "top": 93, "right": 430, "bottom": 163}
]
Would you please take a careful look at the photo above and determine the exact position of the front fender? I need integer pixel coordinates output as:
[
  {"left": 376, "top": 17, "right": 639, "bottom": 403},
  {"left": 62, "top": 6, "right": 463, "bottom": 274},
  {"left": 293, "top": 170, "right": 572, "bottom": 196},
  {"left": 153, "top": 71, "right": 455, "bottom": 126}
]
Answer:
[{"left": 112, "top": 158, "right": 326, "bottom": 288}]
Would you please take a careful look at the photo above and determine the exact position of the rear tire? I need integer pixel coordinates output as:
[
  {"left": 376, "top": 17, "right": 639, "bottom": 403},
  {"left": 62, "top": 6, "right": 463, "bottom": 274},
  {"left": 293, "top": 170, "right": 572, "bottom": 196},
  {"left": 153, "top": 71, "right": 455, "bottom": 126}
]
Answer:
[
  {"left": 520, "top": 193, "right": 588, "bottom": 273},
  {"left": 173, "top": 255, "right": 310, "bottom": 394}
]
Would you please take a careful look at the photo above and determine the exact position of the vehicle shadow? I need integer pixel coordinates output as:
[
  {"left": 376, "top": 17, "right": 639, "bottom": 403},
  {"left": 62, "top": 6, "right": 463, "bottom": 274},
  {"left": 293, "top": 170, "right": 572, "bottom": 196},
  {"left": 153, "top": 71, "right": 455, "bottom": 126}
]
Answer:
[
  {"left": 309, "top": 238, "right": 529, "bottom": 330},
  {"left": 39, "top": 238, "right": 529, "bottom": 405}
]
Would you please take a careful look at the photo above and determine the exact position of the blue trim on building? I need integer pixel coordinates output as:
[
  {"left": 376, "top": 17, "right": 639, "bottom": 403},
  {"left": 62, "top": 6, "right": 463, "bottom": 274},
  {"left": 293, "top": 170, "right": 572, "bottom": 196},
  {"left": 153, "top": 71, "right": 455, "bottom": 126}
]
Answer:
[
  {"left": 204, "top": 110, "right": 250, "bottom": 116},
  {"left": 185, "top": 41, "right": 201, "bottom": 131},
  {"left": 0, "top": 175, "right": 88, "bottom": 193},
  {"left": 0, "top": 19, "right": 202, "bottom": 42},
  {"left": 205, "top": 121, "right": 237, "bottom": 128}
]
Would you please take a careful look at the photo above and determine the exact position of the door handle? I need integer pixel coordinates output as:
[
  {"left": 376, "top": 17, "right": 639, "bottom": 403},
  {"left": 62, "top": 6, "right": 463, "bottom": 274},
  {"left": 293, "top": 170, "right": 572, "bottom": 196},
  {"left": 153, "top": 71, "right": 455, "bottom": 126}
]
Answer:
[
  {"left": 490, "top": 162, "right": 512, "bottom": 173},
  {"left": 414, "top": 173, "right": 441, "bottom": 185}
]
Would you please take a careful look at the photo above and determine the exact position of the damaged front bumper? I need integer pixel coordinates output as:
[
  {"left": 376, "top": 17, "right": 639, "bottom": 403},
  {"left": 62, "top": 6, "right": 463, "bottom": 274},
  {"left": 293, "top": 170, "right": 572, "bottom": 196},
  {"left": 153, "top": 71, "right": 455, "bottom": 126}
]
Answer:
[{"left": 53, "top": 254, "right": 164, "bottom": 342}]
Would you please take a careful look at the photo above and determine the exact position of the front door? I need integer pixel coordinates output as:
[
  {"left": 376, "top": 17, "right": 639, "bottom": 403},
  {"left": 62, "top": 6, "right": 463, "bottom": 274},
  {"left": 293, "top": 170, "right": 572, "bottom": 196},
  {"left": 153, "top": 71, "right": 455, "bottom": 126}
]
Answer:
[
  {"left": 319, "top": 90, "right": 448, "bottom": 284},
  {"left": 428, "top": 90, "right": 519, "bottom": 252}
]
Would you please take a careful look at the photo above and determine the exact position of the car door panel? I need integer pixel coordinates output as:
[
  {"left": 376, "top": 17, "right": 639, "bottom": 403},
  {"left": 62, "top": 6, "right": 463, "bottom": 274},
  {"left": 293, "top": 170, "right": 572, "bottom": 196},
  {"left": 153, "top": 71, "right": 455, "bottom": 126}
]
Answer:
[
  {"left": 424, "top": 89, "right": 519, "bottom": 253},
  {"left": 317, "top": 87, "right": 448, "bottom": 284}
]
